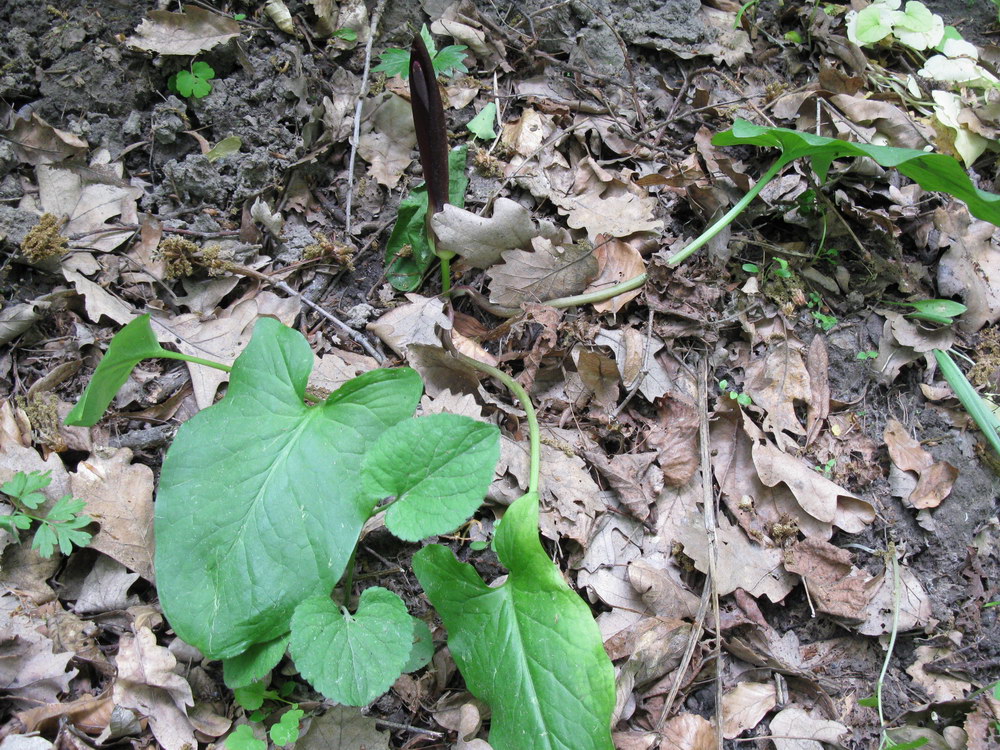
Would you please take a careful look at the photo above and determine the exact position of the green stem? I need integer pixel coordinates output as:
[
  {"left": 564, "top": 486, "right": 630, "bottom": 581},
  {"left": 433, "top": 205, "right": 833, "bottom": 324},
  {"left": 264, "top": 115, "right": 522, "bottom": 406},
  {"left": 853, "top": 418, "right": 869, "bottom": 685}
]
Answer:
[
  {"left": 544, "top": 273, "right": 648, "bottom": 309},
  {"left": 160, "top": 350, "right": 232, "bottom": 373},
  {"left": 440, "top": 254, "right": 452, "bottom": 294},
  {"left": 665, "top": 157, "right": 788, "bottom": 266},
  {"left": 451, "top": 353, "right": 540, "bottom": 497}
]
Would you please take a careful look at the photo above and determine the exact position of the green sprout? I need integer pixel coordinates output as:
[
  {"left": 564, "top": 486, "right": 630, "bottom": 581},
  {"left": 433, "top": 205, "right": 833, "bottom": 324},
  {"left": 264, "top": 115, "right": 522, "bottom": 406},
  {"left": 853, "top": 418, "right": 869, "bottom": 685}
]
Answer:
[
  {"left": 856, "top": 350, "right": 880, "bottom": 361},
  {"left": 814, "top": 458, "right": 836, "bottom": 478},
  {"left": 168, "top": 61, "right": 216, "bottom": 99},
  {"left": 372, "top": 24, "right": 468, "bottom": 79},
  {"left": 719, "top": 379, "right": 753, "bottom": 406},
  {"left": 0, "top": 470, "right": 92, "bottom": 558}
]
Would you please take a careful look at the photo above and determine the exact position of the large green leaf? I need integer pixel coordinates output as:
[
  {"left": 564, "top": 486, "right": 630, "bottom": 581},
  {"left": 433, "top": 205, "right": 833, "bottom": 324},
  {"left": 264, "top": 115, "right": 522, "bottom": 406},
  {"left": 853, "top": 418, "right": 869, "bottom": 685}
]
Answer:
[
  {"left": 713, "top": 119, "right": 1000, "bottom": 227},
  {"left": 362, "top": 413, "right": 500, "bottom": 542},
  {"left": 413, "top": 492, "right": 615, "bottom": 750},
  {"left": 65, "top": 315, "right": 170, "bottom": 426},
  {"left": 385, "top": 145, "right": 469, "bottom": 291},
  {"left": 155, "top": 318, "right": 422, "bottom": 659},
  {"left": 222, "top": 633, "right": 290, "bottom": 689},
  {"left": 290, "top": 587, "right": 413, "bottom": 706}
]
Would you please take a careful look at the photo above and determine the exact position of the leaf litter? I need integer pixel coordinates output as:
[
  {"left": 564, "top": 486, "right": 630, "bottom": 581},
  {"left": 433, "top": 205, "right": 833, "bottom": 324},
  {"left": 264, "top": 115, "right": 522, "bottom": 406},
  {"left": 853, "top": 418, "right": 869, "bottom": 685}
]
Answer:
[{"left": 3, "top": 0, "right": 1000, "bottom": 748}]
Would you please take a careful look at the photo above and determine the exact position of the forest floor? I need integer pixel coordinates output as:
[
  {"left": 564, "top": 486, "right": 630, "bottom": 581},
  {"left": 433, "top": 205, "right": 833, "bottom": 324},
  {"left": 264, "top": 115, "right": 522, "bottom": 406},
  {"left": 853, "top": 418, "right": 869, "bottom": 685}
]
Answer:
[{"left": 2, "top": 0, "right": 1000, "bottom": 748}]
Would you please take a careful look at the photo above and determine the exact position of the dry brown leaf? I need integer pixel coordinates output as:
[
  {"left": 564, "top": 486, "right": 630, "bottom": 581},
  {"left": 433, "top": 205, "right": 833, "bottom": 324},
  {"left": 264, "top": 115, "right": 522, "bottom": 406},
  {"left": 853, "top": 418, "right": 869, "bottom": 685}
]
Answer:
[
  {"left": 721, "top": 681, "right": 776, "bottom": 739},
  {"left": 574, "top": 347, "right": 620, "bottom": 410},
  {"left": 805, "top": 334, "right": 830, "bottom": 446},
  {"left": 295, "top": 704, "right": 390, "bottom": 750},
  {"left": 612, "top": 732, "right": 659, "bottom": 750},
  {"left": 768, "top": 706, "right": 848, "bottom": 750},
  {"left": 744, "top": 341, "right": 811, "bottom": 450},
  {"left": 431, "top": 198, "right": 541, "bottom": 269},
  {"left": 627, "top": 559, "right": 700, "bottom": 619},
  {"left": 783, "top": 538, "right": 872, "bottom": 622},
  {"left": 936, "top": 203, "right": 1000, "bottom": 332},
  {"left": 356, "top": 94, "right": 417, "bottom": 188},
  {"left": 73, "top": 555, "right": 140, "bottom": 614},
  {"left": 4, "top": 113, "right": 88, "bottom": 166},
  {"left": 583, "top": 450, "right": 659, "bottom": 521},
  {"left": 113, "top": 626, "right": 196, "bottom": 750},
  {"left": 310, "top": 349, "right": 380, "bottom": 393},
  {"left": 906, "top": 645, "right": 972, "bottom": 703},
  {"left": 368, "top": 294, "right": 451, "bottom": 358},
  {"left": 0, "top": 593, "right": 77, "bottom": 706},
  {"left": 501, "top": 107, "right": 556, "bottom": 156},
  {"left": 454, "top": 703, "right": 493, "bottom": 750},
  {"left": 584, "top": 236, "right": 646, "bottom": 313},
  {"left": 551, "top": 159, "right": 663, "bottom": 242},
  {"left": 17, "top": 693, "right": 113, "bottom": 735},
  {"left": 488, "top": 237, "right": 598, "bottom": 307},
  {"left": 884, "top": 419, "right": 958, "bottom": 509},
  {"left": 576, "top": 512, "right": 647, "bottom": 611},
  {"left": 830, "top": 93, "right": 935, "bottom": 149},
  {"left": 126, "top": 5, "right": 241, "bottom": 55},
  {"left": 856, "top": 561, "right": 931, "bottom": 636},
  {"left": 593, "top": 328, "right": 673, "bottom": 401},
  {"left": 645, "top": 394, "right": 699, "bottom": 487},
  {"left": 658, "top": 712, "right": 717, "bottom": 750},
  {"left": 69, "top": 448, "right": 155, "bottom": 581}
]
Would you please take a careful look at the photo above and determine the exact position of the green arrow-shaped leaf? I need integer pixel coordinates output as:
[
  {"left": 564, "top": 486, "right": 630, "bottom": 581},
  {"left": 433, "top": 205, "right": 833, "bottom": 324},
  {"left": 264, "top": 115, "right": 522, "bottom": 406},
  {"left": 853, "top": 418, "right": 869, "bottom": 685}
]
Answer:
[
  {"left": 155, "top": 318, "right": 422, "bottom": 659},
  {"left": 65, "top": 315, "right": 171, "bottom": 426},
  {"left": 413, "top": 492, "right": 615, "bottom": 750},
  {"left": 712, "top": 119, "right": 1000, "bottom": 227},
  {"left": 363, "top": 413, "right": 500, "bottom": 542},
  {"left": 290, "top": 587, "right": 413, "bottom": 706}
]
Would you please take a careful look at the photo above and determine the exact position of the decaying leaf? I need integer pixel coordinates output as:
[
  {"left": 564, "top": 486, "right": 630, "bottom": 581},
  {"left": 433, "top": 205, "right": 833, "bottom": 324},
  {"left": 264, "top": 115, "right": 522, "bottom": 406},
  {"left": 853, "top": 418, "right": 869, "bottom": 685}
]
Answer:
[
  {"left": 658, "top": 712, "right": 717, "bottom": 750},
  {"left": 744, "top": 340, "right": 811, "bottom": 450},
  {"left": 295, "top": 704, "right": 390, "bottom": 750},
  {"left": 783, "top": 538, "right": 873, "bottom": 622},
  {"left": 0, "top": 593, "right": 78, "bottom": 706},
  {"left": 906, "top": 645, "right": 972, "bottom": 703},
  {"left": 584, "top": 236, "right": 647, "bottom": 313},
  {"left": 488, "top": 238, "right": 598, "bottom": 308},
  {"left": 4, "top": 114, "right": 88, "bottom": 166},
  {"left": 356, "top": 94, "right": 417, "bottom": 188},
  {"left": 769, "top": 706, "right": 848, "bottom": 750},
  {"left": 721, "top": 681, "right": 776, "bottom": 739},
  {"left": 127, "top": 5, "right": 241, "bottom": 55},
  {"left": 368, "top": 293, "right": 451, "bottom": 358},
  {"left": 884, "top": 419, "right": 958, "bottom": 509},
  {"left": 936, "top": 203, "right": 1000, "bottom": 332}
]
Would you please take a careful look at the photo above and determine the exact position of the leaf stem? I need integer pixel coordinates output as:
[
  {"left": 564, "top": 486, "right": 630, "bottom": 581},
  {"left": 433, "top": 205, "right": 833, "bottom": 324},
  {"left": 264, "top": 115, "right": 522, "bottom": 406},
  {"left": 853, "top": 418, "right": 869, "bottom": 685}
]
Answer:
[
  {"left": 159, "top": 350, "right": 232, "bottom": 373},
  {"left": 665, "top": 157, "right": 788, "bottom": 266},
  {"left": 451, "top": 353, "right": 540, "bottom": 497},
  {"left": 449, "top": 272, "right": 649, "bottom": 318},
  {"left": 440, "top": 254, "right": 451, "bottom": 294}
]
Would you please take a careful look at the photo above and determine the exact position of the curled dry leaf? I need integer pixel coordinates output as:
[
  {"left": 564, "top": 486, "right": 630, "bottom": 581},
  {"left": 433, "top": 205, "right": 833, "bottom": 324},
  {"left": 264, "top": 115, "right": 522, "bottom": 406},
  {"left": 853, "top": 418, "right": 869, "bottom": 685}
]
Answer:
[
  {"left": 659, "top": 712, "right": 717, "bottom": 750},
  {"left": 293, "top": 704, "right": 390, "bottom": 750},
  {"left": 0, "top": 593, "right": 77, "bottom": 706},
  {"left": 4, "top": 113, "right": 88, "bottom": 166},
  {"left": 593, "top": 327, "right": 674, "bottom": 402},
  {"left": 784, "top": 538, "right": 874, "bottom": 623},
  {"left": 645, "top": 394, "right": 700, "bottom": 487},
  {"left": 883, "top": 419, "right": 958, "bottom": 509},
  {"left": 126, "top": 5, "right": 241, "bottom": 55},
  {"left": 768, "top": 706, "right": 848, "bottom": 750}
]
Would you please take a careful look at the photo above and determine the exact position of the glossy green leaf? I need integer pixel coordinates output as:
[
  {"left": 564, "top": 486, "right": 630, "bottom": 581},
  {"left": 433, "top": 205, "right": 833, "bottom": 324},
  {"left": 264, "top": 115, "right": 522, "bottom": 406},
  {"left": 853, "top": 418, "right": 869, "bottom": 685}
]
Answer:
[
  {"left": 713, "top": 119, "right": 1000, "bottom": 227},
  {"left": 902, "top": 298, "right": 966, "bottom": 324},
  {"left": 413, "top": 492, "right": 615, "bottom": 750},
  {"left": 934, "top": 349, "right": 1000, "bottom": 457},
  {"left": 269, "top": 708, "right": 304, "bottom": 746},
  {"left": 290, "top": 587, "right": 413, "bottom": 706},
  {"left": 404, "top": 618, "right": 435, "bottom": 673},
  {"left": 363, "top": 414, "right": 499, "bottom": 542},
  {"left": 223, "top": 634, "right": 290, "bottom": 689},
  {"left": 385, "top": 146, "right": 469, "bottom": 291},
  {"left": 155, "top": 318, "right": 422, "bottom": 659},
  {"left": 65, "top": 315, "right": 170, "bottom": 426}
]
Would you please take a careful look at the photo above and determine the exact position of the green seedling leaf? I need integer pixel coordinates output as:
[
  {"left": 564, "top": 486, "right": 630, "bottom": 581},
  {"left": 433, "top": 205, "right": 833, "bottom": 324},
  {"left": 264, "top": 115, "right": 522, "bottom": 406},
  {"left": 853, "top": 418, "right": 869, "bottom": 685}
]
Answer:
[
  {"left": 900, "top": 298, "right": 967, "bottom": 325},
  {"left": 413, "top": 492, "right": 615, "bottom": 750},
  {"left": 223, "top": 634, "right": 291, "bottom": 689},
  {"left": 332, "top": 27, "right": 357, "bottom": 42},
  {"left": 386, "top": 145, "right": 469, "bottom": 291},
  {"left": 934, "top": 349, "right": 1000, "bottom": 457},
  {"left": 233, "top": 681, "right": 277, "bottom": 712},
  {"left": 467, "top": 102, "right": 498, "bottom": 140},
  {"left": 433, "top": 44, "right": 469, "bottom": 77},
  {"left": 713, "top": 120, "right": 1000, "bottom": 228},
  {"left": 2, "top": 469, "right": 51, "bottom": 509},
  {"left": 372, "top": 47, "right": 412, "bottom": 78},
  {"left": 290, "top": 587, "right": 413, "bottom": 706},
  {"left": 65, "top": 315, "right": 171, "bottom": 427},
  {"left": 269, "top": 708, "right": 304, "bottom": 746},
  {"left": 404, "top": 618, "right": 435, "bottom": 673},
  {"left": 741, "top": 262, "right": 759, "bottom": 273},
  {"left": 363, "top": 413, "right": 499, "bottom": 542},
  {"left": 225, "top": 724, "right": 266, "bottom": 750},
  {"left": 850, "top": 5, "right": 896, "bottom": 45},
  {"left": 155, "top": 318, "right": 422, "bottom": 659},
  {"left": 469, "top": 540, "right": 489, "bottom": 551}
]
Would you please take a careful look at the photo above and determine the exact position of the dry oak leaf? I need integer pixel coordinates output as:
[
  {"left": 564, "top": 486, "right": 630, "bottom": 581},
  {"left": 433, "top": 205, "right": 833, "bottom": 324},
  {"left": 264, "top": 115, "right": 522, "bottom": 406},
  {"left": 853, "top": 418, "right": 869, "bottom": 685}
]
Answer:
[
  {"left": 487, "top": 237, "right": 598, "bottom": 308},
  {"left": 906, "top": 645, "right": 972, "bottom": 703},
  {"left": 574, "top": 346, "right": 620, "bottom": 409},
  {"left": 69, "top": 448, "right": 154, "bottom": 581},
  {"left": 4, "top": 113, "right": 87, "bottom": 166},
  {"left": 294, "top": 704, "right": 390, "bottom": 749},
  {"left": 575, "top": 512, "right": 647, "bottom": 611},
  {"left": 627, "top": 559, "right": 700, "bottom": 619},
  {"left": 883, "top": 419, "right": 957, "bottom": 509},
  {"left": 368, "top": 293, "right": 451, "bottom": 358},
  {"left": 856, "top": 560, "right": 931, "bottom": 636},
  {"left": 583, "top": 236, "right": 646, "bottom": 313},
  {"left": 743, "top": 341, "right": 811, "bottom": 451},
  {"left": 431, "top": 198, "right": 552, "bottom": 269},
  {"left": 0, "top": 593, "right": 77, "bottom": 706},
  {"left": 783, "top": 538, "right": 873, "bottom": 622},
  {"left": 113, "top": 626, "right": 196, "bottom": 750},
  {"left": 936, "top": 203, "right": 1000, "bottom": 332},
  {"left": 658, "top": 712, "right": 717, "bottom": 750},
  {"left": 645, "top": 394, "right": 699, "bottom": 487},
  {"left": 127, "top": 5, "right": 241, "bottom": 55},
  {"left": 356, "top": 93, "right": 417, "bottom": 189},
  {"left": 721, "top": 681, "right": 776, "bottom": 739}
]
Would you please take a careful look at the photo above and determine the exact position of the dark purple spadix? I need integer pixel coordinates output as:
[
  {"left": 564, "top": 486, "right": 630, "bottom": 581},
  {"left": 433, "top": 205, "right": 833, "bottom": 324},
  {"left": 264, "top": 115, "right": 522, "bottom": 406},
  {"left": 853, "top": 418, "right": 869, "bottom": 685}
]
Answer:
[{"left": 409, "top": 35, "right": 449, "bottom": 217}]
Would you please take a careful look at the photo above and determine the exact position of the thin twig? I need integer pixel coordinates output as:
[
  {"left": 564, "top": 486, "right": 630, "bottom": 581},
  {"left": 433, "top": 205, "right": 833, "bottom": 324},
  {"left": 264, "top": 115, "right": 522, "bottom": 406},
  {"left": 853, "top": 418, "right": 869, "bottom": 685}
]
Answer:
[
  {"left": 344, "top": 0, "right": 388, "bottom": 236},
  {"left": 371, "top": 718, "right": 445, "bottom": 738}
]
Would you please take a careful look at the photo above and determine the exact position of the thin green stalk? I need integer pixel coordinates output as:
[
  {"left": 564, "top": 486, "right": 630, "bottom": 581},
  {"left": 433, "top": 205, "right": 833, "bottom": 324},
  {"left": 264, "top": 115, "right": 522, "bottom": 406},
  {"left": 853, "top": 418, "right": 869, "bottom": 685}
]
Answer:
[
  {"left": 440, "top": 254, "right": 452, "bottom": 294},
  {"left": 545, "top": 273, "right": 648, "bottom": 309},
  {"left": 666, "top": 157, "right": 788, "bottom": 266},
  {"left": 160, "top": 350, "right": 232, "bottom": 373},
  {"left": 451, "top": 352, "right": 540, "bottom": 496}
]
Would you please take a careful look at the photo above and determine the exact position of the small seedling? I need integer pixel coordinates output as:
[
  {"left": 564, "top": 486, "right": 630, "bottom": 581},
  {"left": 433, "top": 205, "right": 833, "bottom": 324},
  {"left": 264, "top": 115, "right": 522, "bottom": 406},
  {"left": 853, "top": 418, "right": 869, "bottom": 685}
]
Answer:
[
  {"left": 857, "top": 350, "right": 880, "bottom": 361},
  {"left": 814, "top": 458, "right": 836, "bottom": 478},
  {"left": 812, "top": 310, "right": 838, "bottom": 331},
  {"left": 742, "top": 262, "right": 760, "bottom": 274},
  {"left": 0, "top": 470, "right": 92, "bottom": 558},
  {"left": 331, "top": 27, "right": 357, "bottom": 42},
  {"left": 772, "top": 257, "right": 793, "bottom": 279},
  {"left": 892, "top": 298, "right": 967, "bottom": 326},
  {"left": 227, "top": 681, "right": 303, "bottom": 749},
  {"left": 372, "top": 24, "right": 467, "bottom": 79},
  {"left": 719, "top": 379, "right": 753, "bottom": 406},
  {"left": 466, "top": 101, "right": 499, "bottom": 140},
  {"left": 168, "top": 61, "right": 216, "bottom": 99}
]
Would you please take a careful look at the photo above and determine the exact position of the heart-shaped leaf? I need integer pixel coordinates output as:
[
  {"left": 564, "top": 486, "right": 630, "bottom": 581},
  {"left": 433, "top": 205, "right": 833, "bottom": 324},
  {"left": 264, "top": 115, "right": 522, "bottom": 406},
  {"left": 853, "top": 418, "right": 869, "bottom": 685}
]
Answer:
[
  {"left": 413, "top": 492, "right": 615, "bottom": 750},
  {"left": 155, "top": 318, "right": 422, "bottom": 659},
  {"left": 65, "top": 314, "right": 171, "bottom": 426},
  {"left": 404, "top": 618, "right": 435, "bottom": 673},
  {"left": 363, "top": 413, "right": 500, "bottom": 542},
  {"left": 290, "top": 587, "right": 413, "bottom": 706},
  {"left": 223, "top": 634, "right": 290, "bottom": 689}
]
